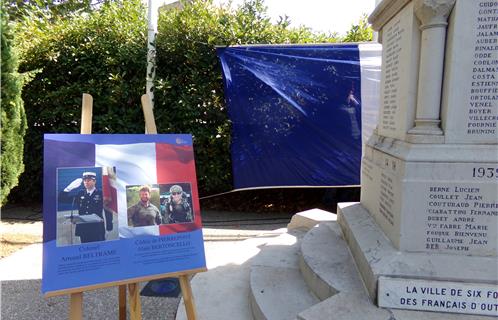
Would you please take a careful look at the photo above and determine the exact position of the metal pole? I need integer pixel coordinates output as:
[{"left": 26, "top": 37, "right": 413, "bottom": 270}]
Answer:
[{"left": 146, "top": 0, "right": 157, "bottom": 108}]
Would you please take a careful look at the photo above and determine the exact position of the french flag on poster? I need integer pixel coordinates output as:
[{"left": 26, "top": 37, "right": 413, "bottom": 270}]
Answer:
[{"left": 43, "top": 134, "right": 203, "bottom": 243}]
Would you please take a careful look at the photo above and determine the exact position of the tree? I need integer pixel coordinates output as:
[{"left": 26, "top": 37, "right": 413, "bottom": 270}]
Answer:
[
  {"left": 1, "top": 9, "right": 27, "bottom": 206},
  {"left": 342, "top": 14, "right": 373, "bottom": 42},
  {"left": 4, "top": 0, "right": 111, "bottom": 21}
]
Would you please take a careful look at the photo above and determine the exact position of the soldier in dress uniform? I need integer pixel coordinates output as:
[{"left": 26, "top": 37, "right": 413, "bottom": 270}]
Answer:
[{"left": 60, "top": 171, "right": 106, "bottom": 243}]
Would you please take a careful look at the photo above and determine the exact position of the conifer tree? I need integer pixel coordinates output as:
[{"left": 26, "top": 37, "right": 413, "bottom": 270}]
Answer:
[{"left": 1, "top": 9, "right": 27, "bottom": 205}]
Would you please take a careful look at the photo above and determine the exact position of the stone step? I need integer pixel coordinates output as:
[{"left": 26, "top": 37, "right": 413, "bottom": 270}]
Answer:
[
  {"left": 297, "top": 292, "right": 393, "bottom": 320},
  {"left": 287, "top": 208, "right": 337, "bottom": 231},
  {"left": 178, "top": 208, "right": 492, "bottom": 320},
  {"left": 299, "top": 221, "right": 366, "bottom": 301},
  {"left": 297, "top": 218, "right": 493, "bottom": 320},
  {"left": 176, "top": 209, "right": 336, "bottom": 320},
  {"left": 249, "top": 230, "right": 319, "bottom": 320},
  {"left": 337, "top": 203, "right": 498, "bottom": 301},
  {"left": 175, "top": 229, "right": 286, "bottom": 320}
]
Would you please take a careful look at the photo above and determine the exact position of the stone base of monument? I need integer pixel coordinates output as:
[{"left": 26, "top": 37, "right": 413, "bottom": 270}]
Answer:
[
  {"left": 361, "top": 134, "right": 498, "bottom": 256},
  {"left": 176, "top": 209, "right": 495, "bottom": 320},
  {"left": 352, "top": 132, "right": 498, "bottom": 317},
  {"left": 338, "top": 202, "right": 498, "bottom": 317},
  {"left": 332, "top": 0, "right": 498, "bottom": 317}
]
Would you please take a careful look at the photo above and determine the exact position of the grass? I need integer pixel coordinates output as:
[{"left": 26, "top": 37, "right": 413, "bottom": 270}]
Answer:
[
  {"left": 0, "top": 218, "right": 43, "bottom": 259},
  {"left": 0, "top": 233, "right": 42, "bottom": 258}
]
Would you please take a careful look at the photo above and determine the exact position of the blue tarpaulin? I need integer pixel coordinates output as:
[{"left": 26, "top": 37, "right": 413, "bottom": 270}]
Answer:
[{"left": 217, "top": 43, "right": 381, "bottom": 189}]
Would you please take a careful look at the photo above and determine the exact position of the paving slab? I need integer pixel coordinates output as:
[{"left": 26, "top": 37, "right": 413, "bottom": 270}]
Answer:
[{"left": 0, "top": 243, "right": 42, "bottom": 281}]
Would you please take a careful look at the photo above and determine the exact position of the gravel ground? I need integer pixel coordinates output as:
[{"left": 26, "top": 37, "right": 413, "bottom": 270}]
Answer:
[{"left": 1, "top": 280, "right": 181, "bottom": 320}]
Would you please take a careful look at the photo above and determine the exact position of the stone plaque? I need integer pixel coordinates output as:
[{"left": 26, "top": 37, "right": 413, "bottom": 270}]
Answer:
[
  {"left": 377, "top": 1, "right": 420, "bottom": 141},
  {"left": 442, "top": 0, "right": 498, "bottom": 143},
  {"left": 403, "top": 162, "right": 498, "bottom": 256},
  {"left": 378, "top": 276, "right": 498, "bottom": 316},
  {"left": 361, "top": 146, "right": 403, "bottom": 248},
  {"left": 362, "top": 142, "right": 497, "bottom": 255}
]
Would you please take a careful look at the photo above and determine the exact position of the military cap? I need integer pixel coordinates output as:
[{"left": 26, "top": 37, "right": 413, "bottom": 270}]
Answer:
[
  {"left": 170, "top": 185, "right": 183, "bottom": 193},
  {"left": 82, "top": 172, "right": 96, "bottom": 180}
]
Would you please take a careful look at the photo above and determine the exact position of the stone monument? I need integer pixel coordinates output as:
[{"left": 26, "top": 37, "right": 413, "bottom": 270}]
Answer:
[{"left": 338, "top": 0, "right": 498, "bottom": 316}]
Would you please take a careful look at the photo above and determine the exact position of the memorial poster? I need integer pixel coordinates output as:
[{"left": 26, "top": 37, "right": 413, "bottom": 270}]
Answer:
[{"left": 42, "top": 134, "right": 206, "bottom": 295}]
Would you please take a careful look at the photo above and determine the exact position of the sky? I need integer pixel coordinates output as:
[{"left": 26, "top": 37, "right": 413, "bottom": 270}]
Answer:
[{"left": 214, "top": 0, "right": 378, "bottom": 36}]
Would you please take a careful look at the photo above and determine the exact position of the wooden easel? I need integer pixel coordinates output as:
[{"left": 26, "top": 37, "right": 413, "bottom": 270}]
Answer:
[{"left": 59, "top": 93, "right": 204, "bottom": 320}]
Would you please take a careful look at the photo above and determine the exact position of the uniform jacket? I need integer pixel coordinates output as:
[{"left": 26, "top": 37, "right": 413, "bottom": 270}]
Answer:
[
  {"left": 163, "top": 195, "right": 193, "bottom": 224},
  {"left": 127, "top": 202, "right": 161, "bottom": 227},
  {"left": 59, "top": 189, "right": 105, "bottom": 241}
]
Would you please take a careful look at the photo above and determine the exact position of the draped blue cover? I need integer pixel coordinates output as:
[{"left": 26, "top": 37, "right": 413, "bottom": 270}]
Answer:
[{"left": 217, "top": 44, "right": 380, "bottom": 189}]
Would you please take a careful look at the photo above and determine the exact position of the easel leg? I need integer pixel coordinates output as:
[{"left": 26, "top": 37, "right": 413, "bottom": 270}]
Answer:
[
  {"left": 128, "top": 283, "right": 142, "bottom": 320},
  {"left": 70, "top": 292, "right": 83, "bottom": 320},
  {"left": 81, "top": 93, "right": 93, "bottom": 134},
  {"left": 179, "top": 275, "right": 197, "bottom": 320},
  {"left": 119, "top": 285, "right": 127, "bottom": 320}
]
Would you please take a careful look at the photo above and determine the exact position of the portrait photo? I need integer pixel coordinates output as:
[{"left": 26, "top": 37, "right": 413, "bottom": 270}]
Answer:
[
  {"left": 126, "top": 184, "right": 162, "bottom": 228},
  {"left": 56, "top": 166, "right": 119, "bottom": 246},
  {"left": 159, "top": 183, "right": 194, "bottom": 225}
]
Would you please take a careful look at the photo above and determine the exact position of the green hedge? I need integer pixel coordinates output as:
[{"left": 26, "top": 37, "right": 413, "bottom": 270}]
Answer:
[
  {"left": 1, "top": 10, "right": 27, "bottom": 206},
  {"left": 11, "top": 0, "right": 147, "bottom": 203},
  {"left": 11, "top": 0, "right": 337, "bottom": 203}
]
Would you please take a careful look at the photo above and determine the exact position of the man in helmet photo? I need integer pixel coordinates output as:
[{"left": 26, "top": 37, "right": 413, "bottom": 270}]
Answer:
[{"left": 162, "top": 184, "right": 193, "bottom": 224}]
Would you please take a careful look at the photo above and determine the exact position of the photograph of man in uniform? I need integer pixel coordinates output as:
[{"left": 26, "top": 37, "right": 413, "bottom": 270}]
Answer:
[
  {"left": 57, "top": 168, "right": 116, "bottom": 245},
  {"left": 161, "top": 184, "right": 193, "bottom": 224},
  {"left": 127, "top": 185, "right": 161, "bottom": 227}
]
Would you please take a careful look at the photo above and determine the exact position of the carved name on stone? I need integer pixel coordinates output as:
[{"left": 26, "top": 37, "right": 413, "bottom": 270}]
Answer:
[
  {"left": 442, "top": 0, "right": 498, "bottom": 143},
  {"left": 466, "top": 0, "right": 498, "bottom": 139},
  {"left": 378, "top": 2, "right": 419, "bottom": 140},
  {"left": 403, "top": 161, "right": 498, "bottom": 256},
  {"left": 423, "top": 183, "right": 497, "bottom": 254},
  {"left": 381, "top": 19, "right": 403, "bottom": 133}
]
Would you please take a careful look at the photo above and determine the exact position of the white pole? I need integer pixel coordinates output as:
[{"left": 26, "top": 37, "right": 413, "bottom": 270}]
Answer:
[{"left": 146, "top": 0, "right": 158, "bottom": 107}]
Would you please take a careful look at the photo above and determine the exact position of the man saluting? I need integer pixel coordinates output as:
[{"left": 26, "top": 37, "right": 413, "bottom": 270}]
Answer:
[{"left": 59, "top": 171, "right": 106, "bottom": 243}]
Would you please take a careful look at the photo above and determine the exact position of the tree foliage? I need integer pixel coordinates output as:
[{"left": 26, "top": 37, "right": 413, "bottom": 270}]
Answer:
[
  {"left": 342, "top": 14, "right": 373, "bottom": 42},
  {"left": 1, "top": 9, "right": 27, "bottom": 206},
  {"left": 4, "top": 0, "right": 110, "bottom": 21},
  {"left": 11, "top": 0, "right": 147, "bottom": 203}
]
